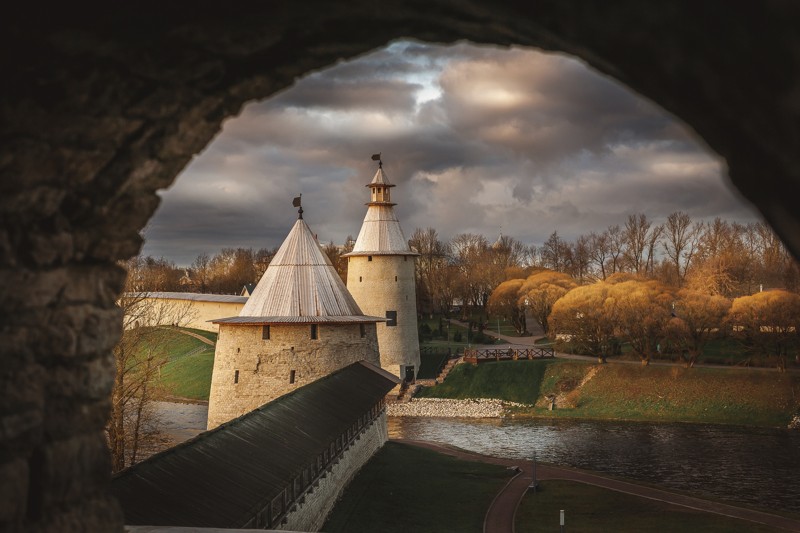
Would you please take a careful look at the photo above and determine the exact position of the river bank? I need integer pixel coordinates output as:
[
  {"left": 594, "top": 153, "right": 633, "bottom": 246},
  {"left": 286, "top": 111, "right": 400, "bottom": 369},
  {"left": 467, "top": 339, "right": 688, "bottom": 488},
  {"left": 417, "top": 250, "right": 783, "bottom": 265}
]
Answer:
[{"left": 414, "top": 359, "right": 800, "bottom": 428}]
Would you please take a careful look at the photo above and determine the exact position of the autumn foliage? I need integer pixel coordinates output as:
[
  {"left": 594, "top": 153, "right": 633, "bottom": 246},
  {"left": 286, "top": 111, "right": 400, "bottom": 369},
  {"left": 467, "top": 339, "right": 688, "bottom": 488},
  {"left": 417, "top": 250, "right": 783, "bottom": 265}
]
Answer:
[{"left": 729, "top": 290, "right": 800, "bottom": 370}]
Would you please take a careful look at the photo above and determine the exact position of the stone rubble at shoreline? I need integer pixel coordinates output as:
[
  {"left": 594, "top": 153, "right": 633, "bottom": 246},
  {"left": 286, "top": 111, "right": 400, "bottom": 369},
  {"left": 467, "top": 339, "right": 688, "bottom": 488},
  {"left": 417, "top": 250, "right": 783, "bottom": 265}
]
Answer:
[
  {"left": 387, "top": 398, "right": 529, "bottom": 418},
  {"left": 789, "top": 415, "right": 800, "bottom": 430}
]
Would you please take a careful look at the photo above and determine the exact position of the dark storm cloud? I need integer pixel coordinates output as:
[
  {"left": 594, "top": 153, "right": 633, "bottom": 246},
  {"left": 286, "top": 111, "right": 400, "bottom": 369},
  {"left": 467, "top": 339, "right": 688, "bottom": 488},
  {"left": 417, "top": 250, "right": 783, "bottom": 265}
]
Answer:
[{"left": 142, "top": 41, "right": 759, "bottom": 265}]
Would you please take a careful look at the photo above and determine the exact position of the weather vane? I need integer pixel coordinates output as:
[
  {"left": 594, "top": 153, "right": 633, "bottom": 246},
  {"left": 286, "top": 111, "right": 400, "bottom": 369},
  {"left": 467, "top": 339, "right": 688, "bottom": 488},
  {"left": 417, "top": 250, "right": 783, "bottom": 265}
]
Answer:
[
  {"left": 292, "top": 193, "right": 303, "bottom": 219},
  {"left": 371, "top": 152, "right": 382, "bottom": 168}
]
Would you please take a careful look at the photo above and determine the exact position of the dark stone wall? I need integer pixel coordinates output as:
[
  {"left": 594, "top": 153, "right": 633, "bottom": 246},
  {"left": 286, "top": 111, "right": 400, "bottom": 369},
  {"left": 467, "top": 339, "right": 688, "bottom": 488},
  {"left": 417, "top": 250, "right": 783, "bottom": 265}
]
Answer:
[{"left": 1, "top": 2, "right": 798, "bottom": 530}]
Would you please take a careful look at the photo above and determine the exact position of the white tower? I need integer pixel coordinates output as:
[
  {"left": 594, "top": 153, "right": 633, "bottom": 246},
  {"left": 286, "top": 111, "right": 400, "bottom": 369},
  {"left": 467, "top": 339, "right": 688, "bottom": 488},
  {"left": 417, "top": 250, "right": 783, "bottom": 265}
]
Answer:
[{"left": 344, "top": 157, "right": 420, "bottom": 381}]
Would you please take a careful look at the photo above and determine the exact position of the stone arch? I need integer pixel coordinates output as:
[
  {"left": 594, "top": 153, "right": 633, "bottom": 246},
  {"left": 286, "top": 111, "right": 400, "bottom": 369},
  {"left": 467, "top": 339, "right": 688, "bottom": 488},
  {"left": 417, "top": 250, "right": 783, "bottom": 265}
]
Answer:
[{"left": 2, "top": 3, "right": 799, "bottom": 530}]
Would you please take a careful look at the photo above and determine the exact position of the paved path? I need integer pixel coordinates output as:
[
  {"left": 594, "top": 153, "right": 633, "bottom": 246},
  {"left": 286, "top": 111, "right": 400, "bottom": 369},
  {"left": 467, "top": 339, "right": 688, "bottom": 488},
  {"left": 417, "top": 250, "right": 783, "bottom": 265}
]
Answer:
[
  {"left": 168, "top": 327, "right": 216, "bottom": 346},
  {"left": 394, "top": 439, "right": 800, "bottom": 533}
]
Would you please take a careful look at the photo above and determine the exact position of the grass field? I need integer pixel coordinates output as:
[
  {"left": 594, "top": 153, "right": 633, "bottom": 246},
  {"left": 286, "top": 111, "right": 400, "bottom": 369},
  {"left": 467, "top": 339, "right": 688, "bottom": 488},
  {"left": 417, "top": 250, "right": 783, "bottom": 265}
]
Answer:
[
  {"left": 323, "top": 441, "right": 512, "bottom": 533},
  {"left": 515, "top": 480, "right": 778, "bottom": 533},
  {"left": 417, "top": 359, "right": 800, "bottom": 427},
  {"left": 130, "top": 327, "right": 218, "bottom": 401},
  {"left": 416, "top": 360, "right": 556, "bottom": 404}
]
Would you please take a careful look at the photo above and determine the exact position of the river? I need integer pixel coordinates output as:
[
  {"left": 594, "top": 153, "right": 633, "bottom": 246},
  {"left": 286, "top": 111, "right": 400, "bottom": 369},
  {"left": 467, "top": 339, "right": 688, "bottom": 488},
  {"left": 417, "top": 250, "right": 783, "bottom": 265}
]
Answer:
[
  {"left": 152, "top": 402, "right": 800, "bottom": 514},
  {"left": 388, "top": 416, "right": 800, "bottom": 514}
]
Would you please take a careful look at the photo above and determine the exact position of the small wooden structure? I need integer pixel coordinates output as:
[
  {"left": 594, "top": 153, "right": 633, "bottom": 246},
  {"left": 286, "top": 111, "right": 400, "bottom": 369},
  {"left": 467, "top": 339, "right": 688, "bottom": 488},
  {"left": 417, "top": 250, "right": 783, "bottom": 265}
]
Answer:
[{"left": 463, "top": 346, "right": 554, "bottom": 364}]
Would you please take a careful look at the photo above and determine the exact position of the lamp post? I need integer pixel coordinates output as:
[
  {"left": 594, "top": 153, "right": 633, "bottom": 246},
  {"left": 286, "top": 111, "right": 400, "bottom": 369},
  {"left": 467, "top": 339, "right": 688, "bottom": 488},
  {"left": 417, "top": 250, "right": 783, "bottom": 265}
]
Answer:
[{"left": 560, "top": 509, "right": 565, "bottom": 533}]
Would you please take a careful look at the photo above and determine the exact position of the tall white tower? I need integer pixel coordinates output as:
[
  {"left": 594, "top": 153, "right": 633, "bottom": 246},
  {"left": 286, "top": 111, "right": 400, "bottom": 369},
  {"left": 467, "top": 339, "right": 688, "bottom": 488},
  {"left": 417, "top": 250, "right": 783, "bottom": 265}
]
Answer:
[{"left": 344, "top": 157, "right": 420, "bottom": 381}]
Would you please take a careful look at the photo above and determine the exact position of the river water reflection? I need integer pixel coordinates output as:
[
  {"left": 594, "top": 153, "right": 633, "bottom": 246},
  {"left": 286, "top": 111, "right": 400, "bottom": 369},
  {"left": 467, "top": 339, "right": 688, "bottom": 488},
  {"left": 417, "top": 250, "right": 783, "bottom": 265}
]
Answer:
[{"left": 388, "top": 416, "right": 800, "bottom": 513}]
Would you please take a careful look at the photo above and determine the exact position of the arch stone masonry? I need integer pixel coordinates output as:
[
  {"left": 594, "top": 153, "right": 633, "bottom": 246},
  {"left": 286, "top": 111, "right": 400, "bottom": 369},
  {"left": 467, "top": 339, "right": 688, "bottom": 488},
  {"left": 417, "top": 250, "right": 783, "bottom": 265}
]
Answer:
[{"left": 1, "top": 3, "right": 799, "bottom": 531}]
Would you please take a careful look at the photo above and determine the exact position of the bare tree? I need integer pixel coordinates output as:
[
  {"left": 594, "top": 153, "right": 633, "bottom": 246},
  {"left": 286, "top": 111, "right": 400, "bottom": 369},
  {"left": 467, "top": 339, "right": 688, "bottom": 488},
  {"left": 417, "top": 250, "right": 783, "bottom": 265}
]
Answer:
[
  {"left": 191, "top": 252, "right": 211, "bottom": 293},
  {"left": 622, "top": 213, "right": 652, "bottom": 275},
  {"left": 663, "top": 211, "right": 702, "bottom": 285},
  {"left": 606, "top": 224, "right": 626, "bottom": 275},
  {"left": 587, "top": 231, "right": 610, "bottom": 280},
  {"left": 409, "top": 228, "right": 450, "bottom": 314},
  {"left": 108, "top": 261, "right": 194, "bottom": 472}
]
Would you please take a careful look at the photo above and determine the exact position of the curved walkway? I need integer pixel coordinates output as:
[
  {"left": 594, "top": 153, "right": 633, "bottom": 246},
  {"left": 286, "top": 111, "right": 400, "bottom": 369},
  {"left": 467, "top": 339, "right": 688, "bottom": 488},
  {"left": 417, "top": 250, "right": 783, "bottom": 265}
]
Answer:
[
  {"left": 393, "top": 439, "right": 800, "bottom": 533},
  {"left": 168, "top": 327, "right": 216, "bottom": 346}
]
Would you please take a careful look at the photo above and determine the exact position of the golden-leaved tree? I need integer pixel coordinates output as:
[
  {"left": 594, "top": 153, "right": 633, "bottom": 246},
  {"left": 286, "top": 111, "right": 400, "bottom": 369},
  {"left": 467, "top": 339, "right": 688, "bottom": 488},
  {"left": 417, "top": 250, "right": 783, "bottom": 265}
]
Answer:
[
  {"left": 487, "top": 278, "right": 527, "bottom": 334},
  {"left": 606, "top": 279, "right": 673, "bottom": 365},
  {"left": 728, "top": 289, "right": 800, "bottom": 371},
  {"left": 549, "top": 281, "right": 616, "bottom": 363},
  {"left": 664, "top": 288, "right": 731, "bottom": 368},
  {"left": 517, "top": 270, "right": 577, "bottom": 335}
]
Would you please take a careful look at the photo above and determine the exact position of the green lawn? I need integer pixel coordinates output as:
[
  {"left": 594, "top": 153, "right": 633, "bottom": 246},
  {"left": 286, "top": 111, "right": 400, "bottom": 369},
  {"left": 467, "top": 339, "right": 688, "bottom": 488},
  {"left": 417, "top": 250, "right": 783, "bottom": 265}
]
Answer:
[
  {"left": 323, "top": 442, "right": 512, "bottom": 533},
  {"left": 516, "top": 480, "right": 779, "bottom": 533},
  {"left": 130, "top": 327, "right": 218, "bottom": 401},
  {"left": 416, "top": 360, "right": 555, "bottom": 404}
]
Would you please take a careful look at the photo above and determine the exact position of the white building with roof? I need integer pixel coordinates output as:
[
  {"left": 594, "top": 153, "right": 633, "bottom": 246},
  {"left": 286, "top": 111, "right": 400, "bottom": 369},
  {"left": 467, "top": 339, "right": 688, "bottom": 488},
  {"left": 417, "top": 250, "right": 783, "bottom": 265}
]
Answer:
[
  {"left": 344, "top": 159, "right": 421, "bottom": 381},
  {"left": 206, "top": 208, "right": 384, "bottom": 429}
]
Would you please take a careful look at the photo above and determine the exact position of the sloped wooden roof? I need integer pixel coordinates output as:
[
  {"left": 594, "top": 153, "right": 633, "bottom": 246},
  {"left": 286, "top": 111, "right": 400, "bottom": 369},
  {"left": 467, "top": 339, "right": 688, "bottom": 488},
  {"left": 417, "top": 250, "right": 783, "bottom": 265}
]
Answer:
[
  {"left": 239, "top": 218, "right": 377, "bottom": 320},
  {"left": 368, "top": 166, "right": 395, "bottom": 187},
  {"left": 344, "top": 168, "right": 418, "bottom": 257},
  {"left": 111, "top": 361, "right": 398, "bottom": 528}
]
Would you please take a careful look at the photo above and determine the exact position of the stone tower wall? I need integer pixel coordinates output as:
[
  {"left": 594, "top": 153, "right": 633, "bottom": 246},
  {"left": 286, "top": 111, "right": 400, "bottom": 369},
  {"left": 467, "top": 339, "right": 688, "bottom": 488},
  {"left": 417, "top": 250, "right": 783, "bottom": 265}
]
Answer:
[
  {"left": 347, "top": 255, "right": 420, "bottom": 378},
  {"left": 207, "top": 323, "right": 380, "bottom": 429}
]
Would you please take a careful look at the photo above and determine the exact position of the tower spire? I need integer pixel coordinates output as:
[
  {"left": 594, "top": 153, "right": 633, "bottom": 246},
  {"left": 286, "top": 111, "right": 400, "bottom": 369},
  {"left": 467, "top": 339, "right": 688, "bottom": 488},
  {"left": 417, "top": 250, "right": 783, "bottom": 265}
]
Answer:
[{"left": 371, "top": 152, "right": 382, "bottom": 169}]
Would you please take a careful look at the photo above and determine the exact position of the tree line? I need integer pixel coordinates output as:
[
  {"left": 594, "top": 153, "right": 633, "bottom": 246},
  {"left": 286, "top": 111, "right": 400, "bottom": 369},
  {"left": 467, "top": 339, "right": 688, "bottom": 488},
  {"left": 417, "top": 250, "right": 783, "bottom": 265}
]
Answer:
[
  {"left": 127, "top": 211, "right": 798, "bottom": 318},
  {"left": 489, "top": 269, "right": 800, "bottom": 371}
]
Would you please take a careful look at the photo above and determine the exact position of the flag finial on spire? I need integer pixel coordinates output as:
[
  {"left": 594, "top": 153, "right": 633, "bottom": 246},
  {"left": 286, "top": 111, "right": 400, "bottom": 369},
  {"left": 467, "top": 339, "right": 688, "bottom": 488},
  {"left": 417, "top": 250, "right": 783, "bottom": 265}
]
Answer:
[
  {"left": 371, "top": 152, "right": 382, "bottom": 168},
  {"left": 292, "top": 194, "right": 303, "bottom": 219}
]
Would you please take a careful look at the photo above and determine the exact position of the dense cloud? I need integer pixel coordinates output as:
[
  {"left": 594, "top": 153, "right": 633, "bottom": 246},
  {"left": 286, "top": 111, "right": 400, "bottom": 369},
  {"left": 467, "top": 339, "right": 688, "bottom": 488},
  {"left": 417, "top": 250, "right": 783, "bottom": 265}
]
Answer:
[{"left": 142, "top": 41, "right": 758, "bottom": 265}]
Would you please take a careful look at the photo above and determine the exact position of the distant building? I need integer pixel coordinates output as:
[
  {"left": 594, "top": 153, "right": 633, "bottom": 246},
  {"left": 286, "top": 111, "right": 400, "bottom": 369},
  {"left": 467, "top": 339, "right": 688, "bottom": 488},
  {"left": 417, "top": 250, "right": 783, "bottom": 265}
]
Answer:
[
  {"left": 206, "top": 208, "right": 384, "bottom": 429},
  {"left": 344, "top": 160, "right": 421, "bottom": 381},
  {"left": 240, "top": 283, "right": 257, "bottom": 297}
]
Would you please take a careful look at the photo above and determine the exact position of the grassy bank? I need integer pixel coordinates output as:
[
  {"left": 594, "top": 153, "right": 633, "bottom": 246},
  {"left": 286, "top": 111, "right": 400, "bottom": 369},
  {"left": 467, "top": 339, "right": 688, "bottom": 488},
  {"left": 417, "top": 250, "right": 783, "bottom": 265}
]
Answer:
[
  {"left": 129, "top": 327, "right": 217, "bottom": 401},
  {"left": 516, "top": 480, "right": 777, "bottom": 533},
  {"left": 417, "top": 359, "right": 800, "bottom": 427},
  {"left": 416, "top": 360, "right": 555, "bottom": 404},
  {"left": 323, "top": 441, "right": 511, "bottom": 533},
  {"left": 156, "top": 328, "right": 216, "bottom": 401}
]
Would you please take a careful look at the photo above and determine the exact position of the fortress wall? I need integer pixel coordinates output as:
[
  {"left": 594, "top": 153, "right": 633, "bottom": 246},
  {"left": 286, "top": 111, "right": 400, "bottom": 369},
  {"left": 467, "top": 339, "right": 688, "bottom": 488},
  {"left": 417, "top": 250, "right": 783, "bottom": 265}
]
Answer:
[
  {"left": 280, "top": 411, "right": 389, "bottom": 532},
  {"left": 132, "top": 297, "right": 245, "bottom": 332},
  {"left": 207, "top": 323, "right": 380, "bottom": 429},
  {"left": 347, "top": 255, "right": 420, "bottom": 377}
]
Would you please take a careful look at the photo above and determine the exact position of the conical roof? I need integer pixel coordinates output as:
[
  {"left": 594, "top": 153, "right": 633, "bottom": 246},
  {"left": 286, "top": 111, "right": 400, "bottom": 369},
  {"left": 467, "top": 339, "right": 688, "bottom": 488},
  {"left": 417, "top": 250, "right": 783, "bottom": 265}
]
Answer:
[
  {"left": 368, "top": 167, "right": 394, "bottom": 187},
  {"left": 220, "top": 218, "right": 379, "bottom": 324},
  {"left": 344, "top": 167, "right": 419, "bottom": 257}
]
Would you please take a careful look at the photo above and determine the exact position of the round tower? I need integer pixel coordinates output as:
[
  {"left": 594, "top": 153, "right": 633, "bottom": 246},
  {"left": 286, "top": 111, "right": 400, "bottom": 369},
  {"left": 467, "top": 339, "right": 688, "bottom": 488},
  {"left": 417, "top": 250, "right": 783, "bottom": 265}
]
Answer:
[
  {"left": 344, "top": 157, "right": 420, "bottom": 381},
  {"left": 207, "top": 203, "right": 383, "bottom": 429}
]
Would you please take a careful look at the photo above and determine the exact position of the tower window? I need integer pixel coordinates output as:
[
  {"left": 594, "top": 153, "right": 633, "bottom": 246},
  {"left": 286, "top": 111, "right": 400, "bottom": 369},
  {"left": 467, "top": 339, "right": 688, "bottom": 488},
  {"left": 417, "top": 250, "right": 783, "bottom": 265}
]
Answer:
[
  {"left": 386, "top": 310, "right": 397, "bottom": 327},
  {"left": 395, "top": 276, "right": 398, "bottom": 282},
  {"left": 359, "top": 276, "right": 362, "bottom": 282},
  {"left": 262, "top": 325, "right": 270, "bottom": 340},
  {"left": 234, "top": 370, "right": 239, "bottom": 384},
  {"left": 368, "top": 256, "right": 372, "bottom": 261},
  {"left": 290, "top": 370, "right": 296, "bottom": 384},
  {"left": 310, "top": 324, "right": 318, "bottom": 339},
  {"left": 359, "top": 324, "right": 366, "bottom": 338}
]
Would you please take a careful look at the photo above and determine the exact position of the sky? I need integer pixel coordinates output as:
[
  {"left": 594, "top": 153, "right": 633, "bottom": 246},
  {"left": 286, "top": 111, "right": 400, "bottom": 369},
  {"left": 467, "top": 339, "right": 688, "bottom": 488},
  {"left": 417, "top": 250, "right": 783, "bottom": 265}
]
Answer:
[{"left": 141, "top": 40, "right": 760, "bottom": 266}]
